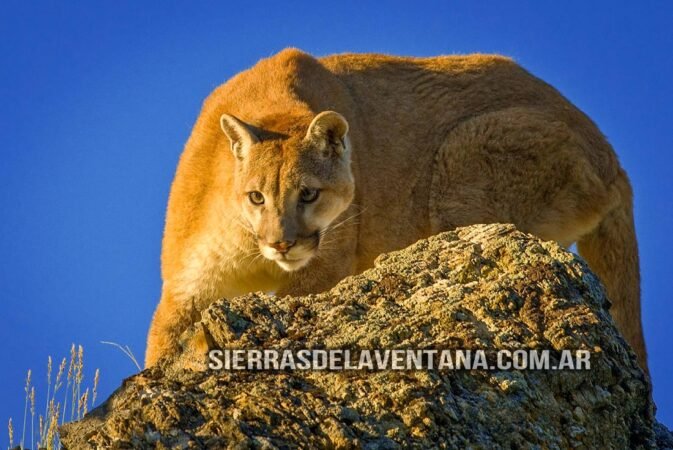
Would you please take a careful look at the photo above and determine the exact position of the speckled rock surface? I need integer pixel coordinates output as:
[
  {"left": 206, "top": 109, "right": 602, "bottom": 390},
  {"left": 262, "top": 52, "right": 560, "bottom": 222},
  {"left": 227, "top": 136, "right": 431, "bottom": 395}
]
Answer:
[{"left": 61, "top": 224, "right": 666, "bottom": 449}]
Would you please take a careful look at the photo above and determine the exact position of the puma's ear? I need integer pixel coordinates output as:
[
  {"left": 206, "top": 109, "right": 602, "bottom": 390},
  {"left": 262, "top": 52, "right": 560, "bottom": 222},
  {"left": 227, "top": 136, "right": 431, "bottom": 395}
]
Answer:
[
  {"left": 305, "top": 111, "right": 349, "bottom": 157},
  {"left": 220, "top": 114, "right": 259, "bottom": 160}
]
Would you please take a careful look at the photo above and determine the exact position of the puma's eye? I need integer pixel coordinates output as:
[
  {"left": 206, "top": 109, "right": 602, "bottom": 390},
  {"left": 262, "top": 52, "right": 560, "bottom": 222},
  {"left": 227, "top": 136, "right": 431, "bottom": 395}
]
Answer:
[
  {"left": 248, "top": 191, "right": 265, "bottom": 205},
  {"left": 300, "top": 188, "right": 320, "bottom": 203}
]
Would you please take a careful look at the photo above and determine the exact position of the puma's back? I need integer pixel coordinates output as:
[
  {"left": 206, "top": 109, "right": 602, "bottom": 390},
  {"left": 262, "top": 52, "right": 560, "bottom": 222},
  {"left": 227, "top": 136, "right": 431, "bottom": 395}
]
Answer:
[{"left": 315, "top": 51, "right": 622, "bottom": 266}]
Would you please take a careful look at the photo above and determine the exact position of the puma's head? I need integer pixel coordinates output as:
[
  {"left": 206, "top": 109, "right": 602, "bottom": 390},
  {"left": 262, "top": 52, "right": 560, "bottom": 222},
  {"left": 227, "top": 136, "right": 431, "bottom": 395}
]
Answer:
[{"left": 220, "top": 111, "right": 355, "bottom": 271}]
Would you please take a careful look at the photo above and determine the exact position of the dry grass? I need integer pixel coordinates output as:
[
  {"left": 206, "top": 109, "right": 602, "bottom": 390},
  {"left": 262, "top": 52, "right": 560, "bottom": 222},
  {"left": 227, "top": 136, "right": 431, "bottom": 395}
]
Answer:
[
  {"left": 7, "top": 344, "right": 100, "bottom": 450},
  {"left": 100, "top": 341, "right": 141, "bottom": 371}
]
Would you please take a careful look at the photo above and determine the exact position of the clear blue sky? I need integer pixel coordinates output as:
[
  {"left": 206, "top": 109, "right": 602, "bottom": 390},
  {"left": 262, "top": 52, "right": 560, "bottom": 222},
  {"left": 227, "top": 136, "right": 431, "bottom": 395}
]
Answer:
[{"left": 1, "top": 1, "right": 671, "bottom": 440}]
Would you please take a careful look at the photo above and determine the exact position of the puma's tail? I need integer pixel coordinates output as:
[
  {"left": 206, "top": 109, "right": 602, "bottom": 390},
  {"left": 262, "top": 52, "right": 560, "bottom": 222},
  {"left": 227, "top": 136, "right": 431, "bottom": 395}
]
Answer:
[{"left": 577, "top": 170, "right": 648, "bottom": 373}]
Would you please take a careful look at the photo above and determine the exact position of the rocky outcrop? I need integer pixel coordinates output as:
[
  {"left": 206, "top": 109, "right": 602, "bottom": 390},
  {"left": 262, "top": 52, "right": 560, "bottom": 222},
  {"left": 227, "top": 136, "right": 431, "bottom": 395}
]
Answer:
[{"left": 61, "top": 224, "right": 668, "bottom": 449}]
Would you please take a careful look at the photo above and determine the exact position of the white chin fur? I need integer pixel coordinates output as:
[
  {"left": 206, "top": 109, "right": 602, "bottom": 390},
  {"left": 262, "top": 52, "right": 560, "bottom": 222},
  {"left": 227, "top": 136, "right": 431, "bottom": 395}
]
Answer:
[
  {"left": 275, "top": 258, "right": 311, "bottom": 272},
  {"left": 260, "top": 245, "right": 313, "bottom": 271}
]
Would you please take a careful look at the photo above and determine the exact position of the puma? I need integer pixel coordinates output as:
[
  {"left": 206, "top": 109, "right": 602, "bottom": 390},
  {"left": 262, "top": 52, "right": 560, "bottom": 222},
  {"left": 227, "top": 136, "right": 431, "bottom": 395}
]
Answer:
[{"left": 145, "top": 48, "right": 647, "bottom": 373}]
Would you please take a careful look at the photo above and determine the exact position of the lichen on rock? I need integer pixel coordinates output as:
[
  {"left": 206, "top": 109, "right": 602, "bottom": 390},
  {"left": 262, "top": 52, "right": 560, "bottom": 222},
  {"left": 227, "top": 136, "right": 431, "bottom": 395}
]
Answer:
[{"left": 60, "top": 224, "right": 669, "bottom": 449}]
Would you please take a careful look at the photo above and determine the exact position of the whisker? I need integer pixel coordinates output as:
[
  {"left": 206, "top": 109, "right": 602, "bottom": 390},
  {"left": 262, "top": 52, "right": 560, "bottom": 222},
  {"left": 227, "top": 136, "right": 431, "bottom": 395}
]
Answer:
[
  {"left": 233, "top": 215, "right": 256, "bottom": 236},
  {"left": 244, "top": 251, "right": 266, "bottom": 271},
  {"left": 238, "top": 251, "right": 259, "bottom": 264},
  {"left": 321, "top": 208, "right": 367, "bottom": 236},
  {"left": 317, "top": 208, "right": 367, "bottom": 254}
]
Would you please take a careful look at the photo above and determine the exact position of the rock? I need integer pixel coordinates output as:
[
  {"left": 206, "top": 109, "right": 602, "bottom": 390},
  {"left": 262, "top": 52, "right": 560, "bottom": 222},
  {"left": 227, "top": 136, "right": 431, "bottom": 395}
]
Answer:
[
  {"left": 656, "top": 422, "right": 673, "bottom": 449},
  {"left": 60, "top": 224, "right": 668, "bottom": 449}
]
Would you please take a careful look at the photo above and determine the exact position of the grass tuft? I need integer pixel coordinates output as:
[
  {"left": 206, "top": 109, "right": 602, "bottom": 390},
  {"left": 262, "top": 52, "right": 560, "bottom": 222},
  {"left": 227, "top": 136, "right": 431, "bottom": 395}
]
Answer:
[{"left": 7, "top": 345, "right": 100, "bottom": 450}]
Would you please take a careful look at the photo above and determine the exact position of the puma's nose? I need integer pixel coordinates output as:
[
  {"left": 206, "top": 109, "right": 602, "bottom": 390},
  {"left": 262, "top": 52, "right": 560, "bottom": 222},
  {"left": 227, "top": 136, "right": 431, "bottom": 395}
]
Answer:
[{"left": 269, "top": 240, "right": 296, "bottom": 254}]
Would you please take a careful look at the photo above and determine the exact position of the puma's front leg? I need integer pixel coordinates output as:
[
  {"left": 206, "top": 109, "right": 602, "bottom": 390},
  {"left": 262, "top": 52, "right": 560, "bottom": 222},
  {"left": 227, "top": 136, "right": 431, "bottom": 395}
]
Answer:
[{"left": 145, "top": 291, "right": 201, "bottom": 367}]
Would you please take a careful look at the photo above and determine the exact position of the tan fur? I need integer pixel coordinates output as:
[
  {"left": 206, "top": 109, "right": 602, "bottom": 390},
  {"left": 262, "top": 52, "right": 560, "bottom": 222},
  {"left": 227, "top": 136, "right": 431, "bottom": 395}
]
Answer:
[{"left": 146, "top": 49, "right": 647, "bottom": 372}]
